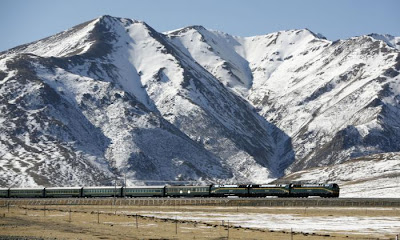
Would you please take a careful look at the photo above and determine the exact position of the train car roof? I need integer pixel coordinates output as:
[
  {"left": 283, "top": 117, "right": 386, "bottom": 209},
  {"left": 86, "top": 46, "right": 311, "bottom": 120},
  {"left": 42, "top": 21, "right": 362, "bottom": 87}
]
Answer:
[
  {"left": 256, "top": 184, "right": 288, "bottom": 187},
  {"left": 45, "top": 187, "right": 82, "bottom": 190},
  {"left": 0, "top": 188, "right": 9, "bottom": 190},
  {"left": 83, "top": 186, "right": 123, "bottom": 189},
  {"left": 212, "top": 184, "right": 248, "bottom": 187},
  {"left": 165, "top": 185, "right": 209, "bottom": 188},
  {"left": 9, "top": 187, "right": 44, "bottom": 190},
  {"left": 125, "top": 186, "right": 165, "bottom": 189},
  {"left": 301, "top": 184, "right": 329, "bottom": 187}
]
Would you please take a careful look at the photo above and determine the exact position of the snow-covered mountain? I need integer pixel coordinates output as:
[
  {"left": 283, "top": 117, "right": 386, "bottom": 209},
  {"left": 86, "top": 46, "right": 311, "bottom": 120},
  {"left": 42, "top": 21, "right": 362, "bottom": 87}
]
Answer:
[
  {"left": 168, "top": 26, "right": 400, "bottom": 173},
  {"left": 1, "top": 15, "right": 399, "bottom": 189},
  {"left": 0, "top": 16, "right": 285, "bottom": 187}
]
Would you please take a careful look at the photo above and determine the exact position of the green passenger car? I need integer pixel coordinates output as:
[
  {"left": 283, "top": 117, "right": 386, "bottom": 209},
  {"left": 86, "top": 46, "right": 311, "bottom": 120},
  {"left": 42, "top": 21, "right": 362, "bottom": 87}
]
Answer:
[
  {"left": 210, "top": 185, "right": 248, "bottom": 197},
  {"left": 82, "top": 187, "right": 123, "bottom": 197},
  {"left": 249, "top": 184, "right": 290, "bottom": 197},
  {"left": 9, "top": 188, "right": 45, "bottom": 198},
  {"left": 165, "top": 185, "right": 210, "bottom": 197},
  {"left": 0, "top": 188, "right": 9, "bottom": 198},
  {"left": 290, "top": 184, "right": 340, "bottom": 197},
  {"left": 45, "top": 187, "right": 82, "bottom": 198},
  {"left": 123, "top": 186, "right": 165, "bottom": 197}
]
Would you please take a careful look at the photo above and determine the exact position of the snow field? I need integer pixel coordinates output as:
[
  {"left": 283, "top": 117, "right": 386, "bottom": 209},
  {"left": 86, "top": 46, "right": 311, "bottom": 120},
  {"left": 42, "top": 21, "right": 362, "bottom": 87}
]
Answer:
[{"left": 136, "top": 208, "right": 400, "bottom": 237}]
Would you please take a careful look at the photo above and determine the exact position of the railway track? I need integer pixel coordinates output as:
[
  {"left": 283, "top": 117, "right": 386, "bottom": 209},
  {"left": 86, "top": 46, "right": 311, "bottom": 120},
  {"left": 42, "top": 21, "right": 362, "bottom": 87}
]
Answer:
[{"left": 1, "top": 197, "right": 400, "bottom": 207}]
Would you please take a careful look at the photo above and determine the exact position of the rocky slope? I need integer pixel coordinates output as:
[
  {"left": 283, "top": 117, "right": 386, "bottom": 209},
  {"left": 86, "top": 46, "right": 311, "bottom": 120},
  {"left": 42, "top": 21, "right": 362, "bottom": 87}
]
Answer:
[{"left": 1, "top": 15, "right": 399, "bottom": 189}]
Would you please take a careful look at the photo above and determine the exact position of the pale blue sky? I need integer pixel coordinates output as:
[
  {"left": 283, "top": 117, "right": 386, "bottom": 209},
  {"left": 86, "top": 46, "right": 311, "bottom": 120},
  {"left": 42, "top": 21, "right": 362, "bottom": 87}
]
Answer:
[{"left": 1, "top": 0, "right": 399, "bottom": 52}]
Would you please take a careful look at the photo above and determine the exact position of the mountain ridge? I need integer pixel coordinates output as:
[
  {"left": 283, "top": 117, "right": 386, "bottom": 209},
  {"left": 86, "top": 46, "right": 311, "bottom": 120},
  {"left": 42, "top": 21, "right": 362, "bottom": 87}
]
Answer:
[{"left": 0, "top": 15, "right": 399, "bottom": 190}]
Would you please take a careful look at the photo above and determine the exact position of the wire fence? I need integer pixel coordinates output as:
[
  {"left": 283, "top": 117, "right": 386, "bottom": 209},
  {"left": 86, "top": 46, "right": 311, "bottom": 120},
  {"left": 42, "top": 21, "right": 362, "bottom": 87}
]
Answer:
[{"left": 1, "top": 197, "right": 400, "bottom": 207}]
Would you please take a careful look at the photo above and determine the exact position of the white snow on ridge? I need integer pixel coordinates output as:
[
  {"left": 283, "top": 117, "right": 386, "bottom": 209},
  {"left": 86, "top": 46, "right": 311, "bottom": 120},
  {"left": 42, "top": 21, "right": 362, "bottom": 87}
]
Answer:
[
  {"left": 6, "top": 18, "right": 99, "bottom": 58},
  {"left": 167, "top": 26, "right": 254, "bottom": 97}
]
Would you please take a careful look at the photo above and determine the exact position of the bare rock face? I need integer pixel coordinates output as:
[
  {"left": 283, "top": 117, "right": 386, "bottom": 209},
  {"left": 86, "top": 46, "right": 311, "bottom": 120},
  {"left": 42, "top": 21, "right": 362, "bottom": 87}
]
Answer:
[{"left": 1, "top": 15, "right": 399, "bottom": 187}]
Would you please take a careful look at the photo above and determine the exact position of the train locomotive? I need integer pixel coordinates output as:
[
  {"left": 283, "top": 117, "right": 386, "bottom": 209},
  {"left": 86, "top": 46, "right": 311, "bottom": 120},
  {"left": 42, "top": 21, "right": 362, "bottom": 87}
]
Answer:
[{"left": 0, "top": 183, "right": 339, "bottom": 198}]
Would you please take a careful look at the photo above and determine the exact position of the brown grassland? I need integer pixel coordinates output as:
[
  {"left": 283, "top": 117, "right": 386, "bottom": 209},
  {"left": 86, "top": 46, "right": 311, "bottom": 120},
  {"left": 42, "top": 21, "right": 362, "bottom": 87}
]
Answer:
[{"left": 0, "top": 205, "right": 398, "bottom": 239}]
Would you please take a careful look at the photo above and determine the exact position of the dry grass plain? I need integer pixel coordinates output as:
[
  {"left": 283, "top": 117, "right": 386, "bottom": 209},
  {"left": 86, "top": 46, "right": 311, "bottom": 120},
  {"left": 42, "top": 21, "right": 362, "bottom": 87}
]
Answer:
[{"left": 0, "top": 204, "right": 399, "bottom": 239}]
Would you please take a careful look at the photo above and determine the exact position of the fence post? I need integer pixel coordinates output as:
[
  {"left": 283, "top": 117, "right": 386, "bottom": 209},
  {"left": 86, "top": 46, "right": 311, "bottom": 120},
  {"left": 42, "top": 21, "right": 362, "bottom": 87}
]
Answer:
[
  {"left": 175, "top": 216, "right": 178, "bottom": 235},
  {"left": 97, "top": 210, "right": 100, "bottom": 224},
  {"left": 227, "top": 220, "right": 229, "bottom": 239},
  {"left": 136, "top": 214, "right": 138, "bottom": 229},
  {"left": 291, "top": 228, "right": 293, "bottom": 240},
  {"left": 69, "top": 208, "right": 71, "bottom": 222}
]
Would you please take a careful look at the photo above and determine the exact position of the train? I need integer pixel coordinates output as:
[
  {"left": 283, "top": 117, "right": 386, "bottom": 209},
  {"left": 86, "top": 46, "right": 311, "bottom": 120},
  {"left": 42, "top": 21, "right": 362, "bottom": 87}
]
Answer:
[{"left": 0, "top": 183, "right": 339, "bottom": 198}]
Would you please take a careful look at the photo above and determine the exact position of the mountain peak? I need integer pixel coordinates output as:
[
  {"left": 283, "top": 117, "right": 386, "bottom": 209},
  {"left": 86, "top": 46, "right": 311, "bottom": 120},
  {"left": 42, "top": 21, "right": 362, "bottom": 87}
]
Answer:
[
  {"left": 278, "top": 28, "right": 327, "bottom": 40},
  {"left": 368, "top": 33, "right": 400, "bottom": 50},
  {"left": 186, "top": 25, "right": 207, "bottom": 31},
  {"left": 303, "top": 28, "right": 327, "bottom": 40},
  {"left": 166, "top": 25, "right": 208, "bottom": 36},
  {"left": 96, "top": 15, "right": 144, "bottom": 26}
]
